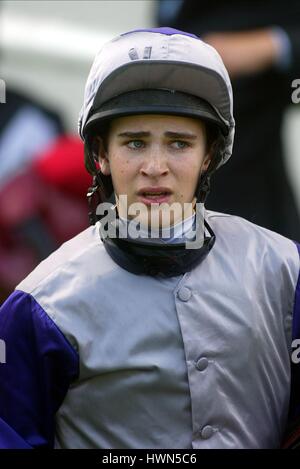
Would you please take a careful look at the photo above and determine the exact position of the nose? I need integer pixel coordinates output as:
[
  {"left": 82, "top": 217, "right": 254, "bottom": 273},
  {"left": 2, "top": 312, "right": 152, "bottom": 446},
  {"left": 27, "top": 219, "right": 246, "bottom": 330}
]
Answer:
[{"left": 140, "top": 145, "right": 169, "bottom": 178}]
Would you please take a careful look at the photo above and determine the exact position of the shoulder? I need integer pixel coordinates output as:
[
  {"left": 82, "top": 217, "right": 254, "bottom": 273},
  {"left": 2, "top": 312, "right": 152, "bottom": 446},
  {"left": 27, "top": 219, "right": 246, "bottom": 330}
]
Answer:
[
  {"left": 16, "top": 222, "right": 112, "bottom": 296},
  {"left": 206, "top": 210, "right": 300, "bottom": 290},
  {"left": 205, "top": 210, "right": 300, "bottom": 338},
  {"left": 206, "top": 209, "right": 300, "bottom": 259},
  {"left": 14, "top": 223, "right": 119, "bottom": 346}
]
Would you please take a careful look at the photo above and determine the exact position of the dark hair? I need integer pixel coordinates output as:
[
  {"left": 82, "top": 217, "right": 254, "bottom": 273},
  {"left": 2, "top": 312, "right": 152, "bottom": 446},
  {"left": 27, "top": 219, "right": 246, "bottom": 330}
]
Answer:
[{"left": 84, "top": 121, "right": 110, "bottom": 176}]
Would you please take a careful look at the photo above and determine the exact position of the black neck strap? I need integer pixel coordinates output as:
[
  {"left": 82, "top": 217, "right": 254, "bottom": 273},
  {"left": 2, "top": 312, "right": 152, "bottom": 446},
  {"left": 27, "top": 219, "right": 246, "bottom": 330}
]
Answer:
[{"left": 99, "top": 218, "right": 215, "bottom": 277}]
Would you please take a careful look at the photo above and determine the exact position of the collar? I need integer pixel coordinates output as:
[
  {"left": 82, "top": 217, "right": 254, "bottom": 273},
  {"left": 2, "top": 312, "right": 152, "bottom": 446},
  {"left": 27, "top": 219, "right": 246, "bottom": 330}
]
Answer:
[{"left": 99, "top": 205, "right": 216, "bottom": 277}]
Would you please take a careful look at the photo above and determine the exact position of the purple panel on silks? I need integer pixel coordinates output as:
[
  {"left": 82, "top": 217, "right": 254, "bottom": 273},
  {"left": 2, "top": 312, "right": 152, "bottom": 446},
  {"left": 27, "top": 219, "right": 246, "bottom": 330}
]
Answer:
[
  {"left": 0, "top": 290, "right": 79, "bottom": 448},
  {"left": 289, "top": 242, "right": 300, "bottom": 422},
  {"left": 293, "top": 243, "right": 300, "bottom": 340},
  {"left": 121, "top": 27, "right": 198, "bottom": 39}
]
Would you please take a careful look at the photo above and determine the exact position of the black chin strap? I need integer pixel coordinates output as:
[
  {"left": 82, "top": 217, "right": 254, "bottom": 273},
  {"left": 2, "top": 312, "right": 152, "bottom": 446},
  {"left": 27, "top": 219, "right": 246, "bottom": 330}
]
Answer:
[
  {"left": 87, "top": 179, "right": 101, "bottom": 225},
  {"left": 195, "top": 152, "right": 220, "bottom": 203}
]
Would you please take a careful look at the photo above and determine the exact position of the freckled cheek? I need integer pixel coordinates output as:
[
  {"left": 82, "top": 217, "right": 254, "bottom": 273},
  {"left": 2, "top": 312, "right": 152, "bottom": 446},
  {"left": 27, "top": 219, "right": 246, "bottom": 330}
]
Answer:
[
  {"left": 110, "top": 155, "right": 138, "bottom": 194},
  {"left": 174, "top": 163, "right": 200, "bottom": 201},
  {"left": 175, "top": 162, "right": 200, "bottom": 184}
]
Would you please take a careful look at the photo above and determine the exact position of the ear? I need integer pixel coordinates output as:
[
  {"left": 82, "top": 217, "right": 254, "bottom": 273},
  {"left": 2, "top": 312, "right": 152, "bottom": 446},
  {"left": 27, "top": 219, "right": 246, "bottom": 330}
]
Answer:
[
  {"left": 96, "top": 136, "right": 111, "bottom": 176},
  {"left": 202, "top": 151, "right": 213, "bottom": 172}
]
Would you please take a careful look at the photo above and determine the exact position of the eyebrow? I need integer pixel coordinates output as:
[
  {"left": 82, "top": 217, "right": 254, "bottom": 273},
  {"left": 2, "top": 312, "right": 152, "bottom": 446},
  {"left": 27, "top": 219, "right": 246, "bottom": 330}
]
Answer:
[
  {"left": 117, "top": 131, "right": 198, "bottom": 139},
  {"left": 117, "top": 131, "right": 150, "bottom": 138},
  {"left": 164, "top": 131, "right": 197, "bottom": 140}
]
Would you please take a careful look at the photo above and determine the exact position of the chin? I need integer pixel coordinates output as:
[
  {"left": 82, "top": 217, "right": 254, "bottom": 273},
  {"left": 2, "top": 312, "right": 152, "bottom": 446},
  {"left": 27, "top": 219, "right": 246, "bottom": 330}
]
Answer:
[{"left": 135, "top": 205, "right": 180, "bottom": 230}]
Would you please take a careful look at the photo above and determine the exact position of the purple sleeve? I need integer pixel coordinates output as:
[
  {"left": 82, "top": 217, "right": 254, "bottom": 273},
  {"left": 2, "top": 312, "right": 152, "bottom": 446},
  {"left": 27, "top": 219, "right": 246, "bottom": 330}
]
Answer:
[
  {"left": 293, "top": 243, "right": 300, "bottom": 341},
  {"left": 0, "top": 290, "right": 79, "bottom": 448},
  {"left": 290, "top": 243, "right": 300, "bottom": 419}
]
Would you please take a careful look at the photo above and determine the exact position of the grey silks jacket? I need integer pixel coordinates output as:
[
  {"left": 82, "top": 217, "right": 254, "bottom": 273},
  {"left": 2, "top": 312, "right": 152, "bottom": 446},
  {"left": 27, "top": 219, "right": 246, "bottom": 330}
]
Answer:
[{"left": 0, "top": 210, "right": 299, "bottom": 449}]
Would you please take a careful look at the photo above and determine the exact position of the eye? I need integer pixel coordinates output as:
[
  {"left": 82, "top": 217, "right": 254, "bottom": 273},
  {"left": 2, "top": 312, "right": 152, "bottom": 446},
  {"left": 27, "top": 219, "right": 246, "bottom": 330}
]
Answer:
[
  {"left": 171, "top": 141, "right": 190, "bottom": 149},
  {"left": 127, "top": 140, "right": 145, "bottom": 150}
]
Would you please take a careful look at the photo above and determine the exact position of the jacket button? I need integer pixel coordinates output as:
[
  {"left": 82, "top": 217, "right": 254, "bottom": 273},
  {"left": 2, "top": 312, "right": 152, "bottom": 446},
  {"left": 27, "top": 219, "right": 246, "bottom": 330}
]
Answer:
[
  {"left": 177, "top": 286, "right": 191, "bottom": 302},
  {"left": 195, "top": 357, "right": 209, "bottom": 371},
  {"left": 200, "top": 425, "right": 214, "bottom": 439}
]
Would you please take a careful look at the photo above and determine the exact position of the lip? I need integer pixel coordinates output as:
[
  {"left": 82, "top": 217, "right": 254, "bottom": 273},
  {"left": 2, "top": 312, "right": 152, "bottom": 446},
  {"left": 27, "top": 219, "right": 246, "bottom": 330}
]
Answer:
[{"left": 137, "top": 187, "right": 173, "bottom": 205}]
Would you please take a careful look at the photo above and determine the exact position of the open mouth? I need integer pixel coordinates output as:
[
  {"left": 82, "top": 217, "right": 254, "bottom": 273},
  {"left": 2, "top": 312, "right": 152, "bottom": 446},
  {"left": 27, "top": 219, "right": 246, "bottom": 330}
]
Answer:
[
  {"left": 141, "top": 191, "right": 171, "bottom": 198},
  {"left": 137, "top": 189, "right": 172, "bottom": 204}
]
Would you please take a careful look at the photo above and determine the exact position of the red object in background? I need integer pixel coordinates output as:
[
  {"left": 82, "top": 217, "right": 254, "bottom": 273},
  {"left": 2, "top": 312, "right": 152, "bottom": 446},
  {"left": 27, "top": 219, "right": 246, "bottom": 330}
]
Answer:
[
  {"left": 33, "top": 135, "right": 92, "bottom": 198},
  {"left": 0, "top": 135, "right": 93, "bottom": 298}
]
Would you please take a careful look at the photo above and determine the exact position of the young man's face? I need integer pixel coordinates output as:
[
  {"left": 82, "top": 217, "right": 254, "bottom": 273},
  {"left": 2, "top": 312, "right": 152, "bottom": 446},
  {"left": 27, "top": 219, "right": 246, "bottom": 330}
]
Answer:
[{"left": 98, "top": 114, "right": 211, "bottom": 227}]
